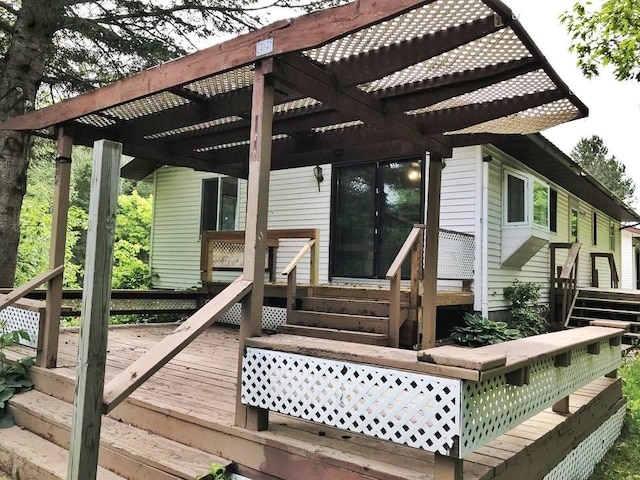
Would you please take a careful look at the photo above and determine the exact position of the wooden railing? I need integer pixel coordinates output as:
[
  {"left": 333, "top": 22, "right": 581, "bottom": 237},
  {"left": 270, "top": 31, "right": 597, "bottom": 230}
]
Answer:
[
  {"left": 549, "top": 243, "right": 580, "bottom": 326},
  {"left": 590, "top": 252, "right": 619, "bottom": 289},
  {"left": 282, "top": 234, "right": 319, "bottom": 319},
  {"left": 201, "top": 228, "right": 318, "bottom": 284},
  {"left": 386, "top": 225, "right": 424, "bottom": 348},
  {"left": 242, "top": 325, "right": 624, "bottom": 477}
]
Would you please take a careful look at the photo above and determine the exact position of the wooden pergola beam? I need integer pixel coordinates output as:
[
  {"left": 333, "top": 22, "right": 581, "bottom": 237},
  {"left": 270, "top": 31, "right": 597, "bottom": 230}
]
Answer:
[{"left": 272, "top": 54, "right": 452, "bottom": 157}]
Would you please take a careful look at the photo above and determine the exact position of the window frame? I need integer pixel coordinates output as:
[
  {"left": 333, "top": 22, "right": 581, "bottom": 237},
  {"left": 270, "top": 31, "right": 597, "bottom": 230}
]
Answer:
[
  {"left": 503, "top": 168, "right": 529, "bottom": 227},
  {"left": 569, "top": 198, "right": 579, "bottom": 243},
  {"left": 592, "top": 211, "right": 598, "bottom": 246},
  {"left": 549, "top": 188, "right": 558, "bottom": 233},
  {"left": 610, "top": 220, "right": 616, "bottom": 251},
  {"left": 200, "top": 176, "right": 239, "bottom": 232}
]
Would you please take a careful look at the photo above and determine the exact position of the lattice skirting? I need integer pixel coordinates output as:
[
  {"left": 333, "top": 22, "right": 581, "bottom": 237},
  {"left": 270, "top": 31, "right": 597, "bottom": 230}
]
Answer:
[
  {"left": 62, "top": 297, "right": 198, "bottom": 313},
  {"left": 438, "top": 229, "right": 474, "bottom": 280},
  {"left": 460, "top": 339, "right": 621, "bottom": 457},
  {"left": 242, "top": 348, "right": 462, "bottom": 455},
  {"left": 543, "top": 405, "right": 625, "bottom": 480},
  {"left": 0, "top": 306, "right": 39, "bottom": 348},
  {"left": 219, "top": 304, "right": 287, "bottom": 330}
]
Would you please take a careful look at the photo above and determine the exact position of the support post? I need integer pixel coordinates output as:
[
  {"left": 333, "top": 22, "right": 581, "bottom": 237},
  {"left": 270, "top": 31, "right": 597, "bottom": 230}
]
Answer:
[
  {"left": 235, "top": 60, "right": 274, "bottom": 430},
  {"left": 434, "top": 453, "right": 463, "bottom": 480},
  {"left": 39, "top": 130, "right": 73, "bottom": 368},
  {"left": 67, "top": 140, "right": 122, "bottom": 480},
  {"left": 420, "top": 155, "right": 444, "bottom": 349}
]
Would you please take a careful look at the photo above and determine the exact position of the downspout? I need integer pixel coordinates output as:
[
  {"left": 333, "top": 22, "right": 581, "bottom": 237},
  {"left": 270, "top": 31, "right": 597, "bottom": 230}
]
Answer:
[{"left": 481, "top": 160, "right": 490, "bottom": 317}]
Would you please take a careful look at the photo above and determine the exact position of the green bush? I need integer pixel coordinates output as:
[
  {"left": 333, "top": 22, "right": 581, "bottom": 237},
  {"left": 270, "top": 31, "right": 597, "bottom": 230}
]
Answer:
[
  {"left": 504, "top": 280, "right": 549, "bottom": 337},
  {"left": 0, "top": 321, "right": 35, "bottom": 428},
  {"left": 451, "top": 313, "right": 522, "bottom": 347}
]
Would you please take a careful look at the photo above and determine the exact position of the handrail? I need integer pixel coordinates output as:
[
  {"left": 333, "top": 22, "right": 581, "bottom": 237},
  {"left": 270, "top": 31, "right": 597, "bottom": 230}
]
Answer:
[
  {"left": 103, "top": 276, "right": 253, "bottom": 413},
  {"left": 281, "top": 233, "right": 319, "bottom": 319},
  {"left": 282, "top": 239, "right": 316, "bottom": 276},
  {"left": 590, "top": 252, "right": 619, "bottom": 288},
  {"left": 549, "top": 243, "right": 580, "bottom": 326},
  {"left": 386, "top": 225, "right": 424, "bottom": 348},
  {"left": 0, "top": 266, "right": 64, "bottom": 311}
]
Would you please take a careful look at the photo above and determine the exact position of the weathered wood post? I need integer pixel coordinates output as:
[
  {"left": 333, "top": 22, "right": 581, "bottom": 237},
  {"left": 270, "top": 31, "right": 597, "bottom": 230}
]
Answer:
[
  {"left": 235, "top": 59, "right": 274, "bottom": 431},
  {"left": 434, "top": 453, "right": 463, "bottom": 480},
  {"left": 67, "top": 140, "right": 121, "bottom": 480},
  {"left": 39, "top": 129, "right": 73, "bottom": 368},
  {"left": 421, "top": 154, "right": 444, "bottom": 349}
]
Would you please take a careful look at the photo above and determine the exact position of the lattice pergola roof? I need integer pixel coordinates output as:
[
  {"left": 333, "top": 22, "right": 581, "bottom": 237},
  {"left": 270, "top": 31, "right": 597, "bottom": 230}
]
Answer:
[{"left": 0, "top": 0, "right": 588, "bottom": 178}]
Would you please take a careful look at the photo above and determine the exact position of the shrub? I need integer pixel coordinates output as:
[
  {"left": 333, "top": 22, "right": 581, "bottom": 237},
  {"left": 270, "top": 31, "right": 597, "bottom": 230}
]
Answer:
[
  {"left": 504, "top": 280, "right": 549, "bottom": 337},
  {"left": 451, "top": 313, "right": 522, "bottom": 347},
  {"left": 0, "top": 321, "right": 35, "bottom": 428}
]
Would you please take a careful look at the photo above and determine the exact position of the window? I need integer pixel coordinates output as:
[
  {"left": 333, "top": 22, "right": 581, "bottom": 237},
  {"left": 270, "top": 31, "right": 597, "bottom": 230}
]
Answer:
[
  {"left": 592, "top": 212, "right": 598, "bottom": 245},
  {"left": 200, "top": 177, "right": 238, "bottom": 231},
  {"left": 532, "top": 180, "right": 549, "bottom": 228},
  {"left": 569, "top": 206, "right": 579, "bottom": 243},
  {"left": 610, "top": 221, "right": 616, "bottom": 251},
  {"left": 505, "top": 171, "right": 527, "bottom": 224},
  {"left": 549, "top": 188, "right": 558, "bottom": 233}
]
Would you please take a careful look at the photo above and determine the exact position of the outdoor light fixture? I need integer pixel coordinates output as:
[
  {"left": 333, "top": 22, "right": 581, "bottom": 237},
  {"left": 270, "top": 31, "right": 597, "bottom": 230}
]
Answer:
[{"left": 313, "top": 165, "right": 324, "bottom": 191}]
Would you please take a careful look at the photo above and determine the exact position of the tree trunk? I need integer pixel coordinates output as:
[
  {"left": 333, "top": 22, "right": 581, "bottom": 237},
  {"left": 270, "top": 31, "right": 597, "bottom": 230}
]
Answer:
[{"left": 0, "top": 1, "right": 64, "bottom": 287}]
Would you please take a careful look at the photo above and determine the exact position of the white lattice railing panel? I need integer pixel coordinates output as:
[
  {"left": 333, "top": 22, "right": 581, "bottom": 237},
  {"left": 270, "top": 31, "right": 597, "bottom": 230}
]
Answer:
[
  {"left": 438, "top": 229, "right": 474, "bottom": 280},
  {"left": 459, "top": 339, "right": 621, "bottom": 456},
  {"left": 219, "top": 304, "right": 287, "bottom": 330},
  {"left": 543, "top": 405, "right": 625, "bottom": 480},
  {"left": 242, "top": 348, "right": 462, "bottom": 455},
  {"left": 0, "top": 306, "right": 40, "bottom": 348},
  {"left": 62, "top": 298, "right": 198, "bottom": 313},
  {"left": 209, "top": 242, "right": 269, "bottom": 270}
]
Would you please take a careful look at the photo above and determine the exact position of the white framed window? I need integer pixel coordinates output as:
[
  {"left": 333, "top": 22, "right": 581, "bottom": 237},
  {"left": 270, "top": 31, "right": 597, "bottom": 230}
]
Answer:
[
  {"left": 503, "top": 168, "right": 549, "bottom": 229},
  {"left": 569, "top": 199, "right": 579, "bottom": 243},
  {"left": 200, "top": 176, "right": 239, "bottom": 231},
  {"left": 610, "top": 220, "right": 616, "bottom": 251}
]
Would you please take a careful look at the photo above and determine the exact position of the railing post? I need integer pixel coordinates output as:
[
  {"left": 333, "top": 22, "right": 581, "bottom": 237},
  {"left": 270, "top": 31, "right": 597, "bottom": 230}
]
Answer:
[
  {"left": 549, "top": 245, "right": 556, "bottom": 323},
  {"left": 286, "top": 266, "right": 297, "bottom": 320},
  {"left": 309, "top": 229, "right": 320, "bottom": 286},
  {"left": 40, "top": 129, "right": 73, "bottom": 368},
  {"left": 235, "top": 59, "right": 274, "bottom": 431},
  {"left": 410, "top": 226, "right": 424, "bottom": 322},
  {"left": 434, "top": 453, "right": 463, "bottom": 480},
  {"left": 389, "top": 273, "right": 401, "bottom": 348}
]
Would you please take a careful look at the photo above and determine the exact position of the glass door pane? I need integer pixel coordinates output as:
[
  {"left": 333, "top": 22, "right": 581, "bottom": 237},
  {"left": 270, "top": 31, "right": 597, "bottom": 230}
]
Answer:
[
  {"left": 334, "top": 165, "right": 376, "bottom": 277},
  {"left": 377, "top": 160, "right": 422, "bottom": 278}
]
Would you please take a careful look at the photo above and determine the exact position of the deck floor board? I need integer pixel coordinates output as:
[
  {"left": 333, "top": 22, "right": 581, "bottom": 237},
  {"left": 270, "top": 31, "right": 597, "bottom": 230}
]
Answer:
[{"left": 7, "top": 324, "right": 622, "bottom": 480}]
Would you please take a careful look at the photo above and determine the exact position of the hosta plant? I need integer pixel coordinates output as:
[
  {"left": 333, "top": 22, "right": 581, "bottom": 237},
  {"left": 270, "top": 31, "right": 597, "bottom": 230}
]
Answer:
[{"left": 451, "top": 313, "right": 522, "bottom": 347}]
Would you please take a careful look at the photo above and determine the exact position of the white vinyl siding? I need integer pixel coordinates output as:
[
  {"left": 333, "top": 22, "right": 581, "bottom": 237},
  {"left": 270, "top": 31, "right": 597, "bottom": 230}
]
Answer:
[{"left": 484, "top": 146, "right": 622, "bottom": 312}]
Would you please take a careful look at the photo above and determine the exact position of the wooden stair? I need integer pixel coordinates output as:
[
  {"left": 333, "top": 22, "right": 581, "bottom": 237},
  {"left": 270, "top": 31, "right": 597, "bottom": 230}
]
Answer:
[
  {"left": 567, "top": 289, "right": 640, "bottom": 343},
  {"left": 281, "top": 287, "right": 412, "bottom": 346},
  {"left": 4, "top": 389, "right": 231, "bottom": 480}
]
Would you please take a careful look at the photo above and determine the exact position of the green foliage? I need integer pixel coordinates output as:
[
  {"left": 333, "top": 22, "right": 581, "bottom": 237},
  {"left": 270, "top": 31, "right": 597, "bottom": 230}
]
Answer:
[
  {"left": 451, "top": 313, "right": 522, "bottom": 347},
  {"left": 571, "top": 135, "right": 636, "bottom": 204},
  {"left": 561, "top": 0, "right": 640, "bottom": 82},
  {"left": 0, "top": 321, "right": 35, "bottom": 428},
  {"left": 196, "top": 462, "right": 226, "bottom": 480},
  {"left": 590, "top": 355, "right": 640, "bottom": 479},
  {"left": 504, "top": 280, "right": 549, "bottom": 337}
]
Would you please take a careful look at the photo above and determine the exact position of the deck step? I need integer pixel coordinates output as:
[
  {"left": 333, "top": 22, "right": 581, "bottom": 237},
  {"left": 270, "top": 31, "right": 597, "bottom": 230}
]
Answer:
[
  {"left": 577, "top": 296, "right": 640, "bottom": 307},
  {"left": 572, "top": 305, "right": 640, "bottom": 316},
  {"left": 299, "top": 296, "right": 407, "bottom": 317},
  {"left": 309, "top": 285, "right": 408, "bottom": 301},
  {"left": 279, "top": 324, "right": 389, "bottom": 345},
  {"left": 288, "top": 310, "right": 389, "bottom": 334},
  {"left": 8, "top": 390, "right": 231, "bottom": 480},
  {"left": 0, "top": 425, "right": 125, "bottom": 480}
]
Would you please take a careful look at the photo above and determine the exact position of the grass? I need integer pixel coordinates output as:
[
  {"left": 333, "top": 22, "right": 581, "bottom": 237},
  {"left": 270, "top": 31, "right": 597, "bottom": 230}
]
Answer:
[{"left": 590, "top": 352, "right": 640, "bottom": 480}]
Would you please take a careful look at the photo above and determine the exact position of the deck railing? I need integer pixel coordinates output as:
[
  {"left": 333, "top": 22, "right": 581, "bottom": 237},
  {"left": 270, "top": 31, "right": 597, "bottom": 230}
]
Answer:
[
  {"left": 590, "top": 252, "right": 620, "bottom": 289},
  {"left": 241, "top": 326, "right": 623, "bottom": 476},
  {"left": 282, "top": 233, "right": 320, "bottom": 319},
  {"left": 550, "top": 242, "right": 581, "bottom": 325}
]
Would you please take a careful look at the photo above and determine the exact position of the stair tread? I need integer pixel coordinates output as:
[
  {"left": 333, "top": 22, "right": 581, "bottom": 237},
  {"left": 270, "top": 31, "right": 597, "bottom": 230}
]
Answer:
[
  {"left": 9, "top": 390, "right": 230, "bottom": 479},
  {"left": 288, "top": 310, "right": 389, "bottom": 334},
  {"left": 578, "top": 296, "right": 640, "bottom": 306},
  {"left": 570, "top": 315, "right": 639, "bottom": 322},
  {"left": 279, "top": 325, "right": 388, "bottom": 345},
  {"left": 0, "top": 425, "right": 125, "bottom": 480},
  {"left": 291, "top": 310, "right": 389, "bottom": 321},
  {"left": 573, "top": 305, "right": 640, "bottom": 315}
]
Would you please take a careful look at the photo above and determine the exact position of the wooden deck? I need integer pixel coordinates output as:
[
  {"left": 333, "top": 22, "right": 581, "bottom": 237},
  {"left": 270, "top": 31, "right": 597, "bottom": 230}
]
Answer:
[{"left": 7, "top": 324, "right": 623, "bottom": 480}]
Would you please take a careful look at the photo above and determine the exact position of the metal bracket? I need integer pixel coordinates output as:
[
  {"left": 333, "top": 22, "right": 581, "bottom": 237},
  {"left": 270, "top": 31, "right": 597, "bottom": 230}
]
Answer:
[{"left": 256, "top": 38, "right": 274, "bottom": 57}]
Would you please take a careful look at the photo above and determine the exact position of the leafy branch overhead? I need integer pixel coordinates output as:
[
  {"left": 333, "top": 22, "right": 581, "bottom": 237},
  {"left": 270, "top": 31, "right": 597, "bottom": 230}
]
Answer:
[{"left": 562, "top": 0, "right": 640, "bottom": 81}]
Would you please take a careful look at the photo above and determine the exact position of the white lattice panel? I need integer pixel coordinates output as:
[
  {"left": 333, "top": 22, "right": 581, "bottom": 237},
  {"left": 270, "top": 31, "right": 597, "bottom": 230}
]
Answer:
[
  {"left": 242, "top": 348, "right": 462, "bottom": 455},
  {"left": 438, "top": 230, "right": 474, "bottom": 280},
  {"left": 543, "top": 405, "right": 625, "bottom": 480},
  {"left": 0, "top": 306, "right": 40, "bottom": 348},
  {"left": 460, "top": 340, "right": 621, "bottom": 457},
  {"left": 209, "top": 242, "right": 270, "bottom": 270},
  {"left": 218, "top": 304, "right": 287, "bottom": 330}
]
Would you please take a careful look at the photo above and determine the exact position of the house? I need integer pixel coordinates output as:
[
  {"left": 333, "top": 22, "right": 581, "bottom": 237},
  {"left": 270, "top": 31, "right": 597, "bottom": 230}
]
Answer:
[
  {"left": 0, "top": 1, "right": 634, "bottom": 479},
  {"left": 135, "top": 132, "right": 640, "bottom": 323}
]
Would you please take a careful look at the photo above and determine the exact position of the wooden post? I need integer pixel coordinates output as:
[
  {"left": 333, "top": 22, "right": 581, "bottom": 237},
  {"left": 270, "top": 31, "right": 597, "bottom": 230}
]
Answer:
[
  {"left": 549, "top": 245, "right": 556, "bottom": 324},
  {"left": 310, "top": 229, "right": 320, "bottom": 286},
  {"left": 67, "top": 140, "right": 122, "bottom": 480},
  {"left": 235, "top": 60, "right": 274, "bottom": 430},
  {"left": 420, "top": 155, "right": 444, "bottom": 349},
  {"left": 434, "top": 453, "right": 463, "bottom": 480},
  {"left": 39, "top": 130, "right": 73, "bottom": 368}
]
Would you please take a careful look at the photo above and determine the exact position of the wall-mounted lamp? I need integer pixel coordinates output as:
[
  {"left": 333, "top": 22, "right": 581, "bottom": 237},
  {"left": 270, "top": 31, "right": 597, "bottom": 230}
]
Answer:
[{"left": 313, "top": 165, "right": 324, "bottom": 191}]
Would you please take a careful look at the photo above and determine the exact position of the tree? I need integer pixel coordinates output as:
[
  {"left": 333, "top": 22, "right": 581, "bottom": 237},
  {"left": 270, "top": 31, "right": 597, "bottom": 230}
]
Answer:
[
  {"left": 0, "top": 0, "right": 344, "bottom": 287},
  {"left": 561, "top": 0, "right": 640, "bottom": 81},
  {"left": 571, "top": 135, "right": 636, "bottom": 203}
]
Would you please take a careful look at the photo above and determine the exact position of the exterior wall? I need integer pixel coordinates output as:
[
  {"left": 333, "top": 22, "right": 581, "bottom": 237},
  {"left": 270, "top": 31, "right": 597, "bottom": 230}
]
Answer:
[
  {"left": 621, "top": 229, "right": 635, "bottom": 290},
  {"left": 483, "top": 146, "right": 622, "bottom": 312}
]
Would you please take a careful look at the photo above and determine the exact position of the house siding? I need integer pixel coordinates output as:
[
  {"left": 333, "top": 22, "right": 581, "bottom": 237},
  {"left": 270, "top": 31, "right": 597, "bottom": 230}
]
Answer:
[{"left": 483, "top": 146, "right": 622, "bottom": 312}]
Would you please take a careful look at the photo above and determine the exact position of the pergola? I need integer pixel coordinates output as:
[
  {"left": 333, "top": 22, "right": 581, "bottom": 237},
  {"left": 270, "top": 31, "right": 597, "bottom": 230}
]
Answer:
[{"left": 0, "top": 1, "right": 589, "bottom": 478}]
